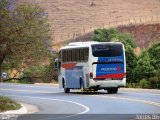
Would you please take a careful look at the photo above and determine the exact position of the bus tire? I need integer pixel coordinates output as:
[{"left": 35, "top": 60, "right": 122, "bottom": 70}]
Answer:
[
  {"left": 107, "top": 87, "right": 118, "bottom": 94},
  {"left": 62, "top": 79, "right": 65, "bottom": 88},
  {"left": 63, "top": 79, "right": 70, "bottom": 93},
  {"left": 64, "top": 88, "right": 70, "bottom": 93},
  {"left": 80, "top": 79, "right": 84, "bottom": 90}
]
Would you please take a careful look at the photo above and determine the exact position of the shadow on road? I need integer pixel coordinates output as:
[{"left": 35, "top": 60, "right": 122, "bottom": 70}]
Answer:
[
  {"left": 70, "top": 91, "right": 108, "bottom": 95},
  {"left": 35, "top": 91, "right": 123, "bottom": 97}
]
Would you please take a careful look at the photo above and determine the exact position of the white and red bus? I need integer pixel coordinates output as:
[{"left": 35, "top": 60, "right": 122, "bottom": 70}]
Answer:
[{"left": 55, "top": 42, "right": 126, "bottom": 93}]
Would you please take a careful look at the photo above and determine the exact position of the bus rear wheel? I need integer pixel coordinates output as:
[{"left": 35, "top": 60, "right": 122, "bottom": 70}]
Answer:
[
  {"left": 107, "top": 87, "right": 118, "bottom": 94},
  {"left": 63, "top": 80, "right": 70, "bottom": 93},
  {"left": 64, "top": 88, "right": 70, "bottom": 93}
]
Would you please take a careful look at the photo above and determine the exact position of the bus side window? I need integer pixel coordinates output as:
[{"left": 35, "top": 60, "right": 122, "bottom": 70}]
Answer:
[
  {"left": 78, "top": 49, "right": 80, "bottom": 61},
  {"left": 84, "top": 48, "right": 89, "bottom": 61},
  {"left": 73, "top": 49, "right": 76, "bottom": 61},
  {"left": 75, "top": 49, "right": 77, "bottom": 61},
  {"left": 80, "top": 48, "right": 83, "bottom": 61},
  {"left": 82, "top": 48, "right": 85, "bottom": 61},
  {"left": 71, "top": 49, "right": 73, "bottom": 62}
]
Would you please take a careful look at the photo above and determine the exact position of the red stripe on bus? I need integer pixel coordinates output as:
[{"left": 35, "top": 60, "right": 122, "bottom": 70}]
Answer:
[
  {"left": 94, "top": 73, "right": 126, "bottom": 79},
  {"left": 61, "top": 63, "right": 77, "bottom": 69}
]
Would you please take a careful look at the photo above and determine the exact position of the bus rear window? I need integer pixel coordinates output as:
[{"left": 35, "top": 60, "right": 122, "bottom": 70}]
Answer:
[{"left": 92, "top": 44, "right": 123, "bottom": 57}]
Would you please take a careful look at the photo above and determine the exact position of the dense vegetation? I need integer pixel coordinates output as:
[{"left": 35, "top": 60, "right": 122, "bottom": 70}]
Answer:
[
  {"left": 93, "top": 28, "right": 160, "bottom": 89},
  {"left": 0, "top": 96, "right": 21, "bottom": 112},
  {"left": 21, "top": 63, "right": 57, "bottom": 83}
]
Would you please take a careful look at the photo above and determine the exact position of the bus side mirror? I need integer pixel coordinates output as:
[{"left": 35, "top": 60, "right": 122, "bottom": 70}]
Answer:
[
  {"left": 54, "top": 61, "right": 58, "bottom": 69},
  {"left": 54, "top": 58, "right": 61, "bottom": 70}
]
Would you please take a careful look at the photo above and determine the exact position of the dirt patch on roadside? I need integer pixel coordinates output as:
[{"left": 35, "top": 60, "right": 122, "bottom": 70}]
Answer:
[
  {"left": 70, "top": 24, "right": 160, "bottom": 49},
  {"left": 18, "top": 0, "right": 160, "bottom": 46},
  {"left": 22, "top": 103, "right": 39, "bottom": 114},
  {"left": 118, "top": 24, "right": 160, "bottom": 48}
]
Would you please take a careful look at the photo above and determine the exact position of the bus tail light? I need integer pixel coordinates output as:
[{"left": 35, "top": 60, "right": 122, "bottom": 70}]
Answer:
[{"left": 90, "top": 72, "right": 93, "bottom": 79}]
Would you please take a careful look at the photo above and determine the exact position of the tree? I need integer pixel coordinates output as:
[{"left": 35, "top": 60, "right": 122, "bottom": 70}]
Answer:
[
  {"left": 147, "top": 42, "right": 160, "bottom": 88},
  {"left": 93, "top": 28, "right": 117, "bottom": 42},
  {"left": 125, "top": 45, "right": 137, "bottom": 83},
  {"left": 93, "top": 28, "right": 136, "bottom": 48},
  {"left": 148, "top": 42, "right": 160, "bottom": 70},
  {"left": 134, "top": 51, "right": 154, "bottom": 82},
  {"left": 0, "top": 0, "right": 11, "bottom": 82},
  {"left": 0, "top": 1, "right": 52, "bottom": 82}
]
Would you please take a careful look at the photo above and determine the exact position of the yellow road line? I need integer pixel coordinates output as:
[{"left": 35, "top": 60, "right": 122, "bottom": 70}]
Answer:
[{"left": 93, "top": 95, "right": 160, "bottom": 107}]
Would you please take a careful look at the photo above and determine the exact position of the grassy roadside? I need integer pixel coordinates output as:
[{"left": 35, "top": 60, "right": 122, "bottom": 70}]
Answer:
[{"left": 0, "top": 96, "right": 21, "bottom": 112}]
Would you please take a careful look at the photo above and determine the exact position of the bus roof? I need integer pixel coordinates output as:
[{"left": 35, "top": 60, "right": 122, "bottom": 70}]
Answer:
[{"left": 60, "top": 41, "right": 123, "bottom": 50}]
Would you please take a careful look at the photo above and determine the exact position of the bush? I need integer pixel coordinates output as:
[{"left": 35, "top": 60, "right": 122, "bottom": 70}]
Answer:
[
  {"left": 42, "top": 63, "right": 58, "bottom": 82},
  {"left": 22, "top": 65, "right": 43, "bottom": 83},
  {"left": 134, "top": 51, "right": 154, "bottom": 82},
  {"left": 149, "top": 76, "right": 159, "bottom": 89},
  {"left": 93, "top": 29, "right": 110, "bottom": 42},
  {"left": 149, "top": 69, "right": 160, "bottom": 89},
  {"left": 21, "top": 63, "right": 57, "bottom": 83},
  {"left": 139, "top": 79, "right": 150, "bottom": 88},
  {"left": 127, "top": 83, "right": 137, "bottom": 88},
  {"left": 125, "top": 45, "right": 137, "bottom": 83},
  {"left": 148, "top": 42, "right": 160, "bottom": 69},
  {"left": 0, "top": 96, "right": 21, "bottom": 112}
]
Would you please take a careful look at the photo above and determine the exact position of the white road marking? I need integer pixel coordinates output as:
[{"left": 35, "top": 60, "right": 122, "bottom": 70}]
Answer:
[
  {"left": 0, "top": 83, "right": 58, "bottom": 89},
  {"left": 0, "top": 94, "right": 90, "bottom": 120},
  {"left": 0, "top": 88, "right": 54, "bottom": 93}
]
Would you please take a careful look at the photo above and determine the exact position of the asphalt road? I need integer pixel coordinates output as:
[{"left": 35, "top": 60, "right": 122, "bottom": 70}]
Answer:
[{"left": 0, "top": 83, "right": 160, "bottom": 120}]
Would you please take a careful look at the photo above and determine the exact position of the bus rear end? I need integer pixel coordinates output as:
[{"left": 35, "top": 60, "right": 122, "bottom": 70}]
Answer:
[{"left": 89, "top": 43, "right": 126, "bottom": 93}]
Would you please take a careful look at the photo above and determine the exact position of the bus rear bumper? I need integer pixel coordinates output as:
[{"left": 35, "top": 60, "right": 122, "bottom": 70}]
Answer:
[{"left": 89, "top": 78, "right": 126, "bottom": 88}]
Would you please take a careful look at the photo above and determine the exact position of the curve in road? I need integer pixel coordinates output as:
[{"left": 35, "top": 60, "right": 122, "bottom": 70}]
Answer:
[{"left": 0, "top": 83, "right": 160, "bottom": 120}]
